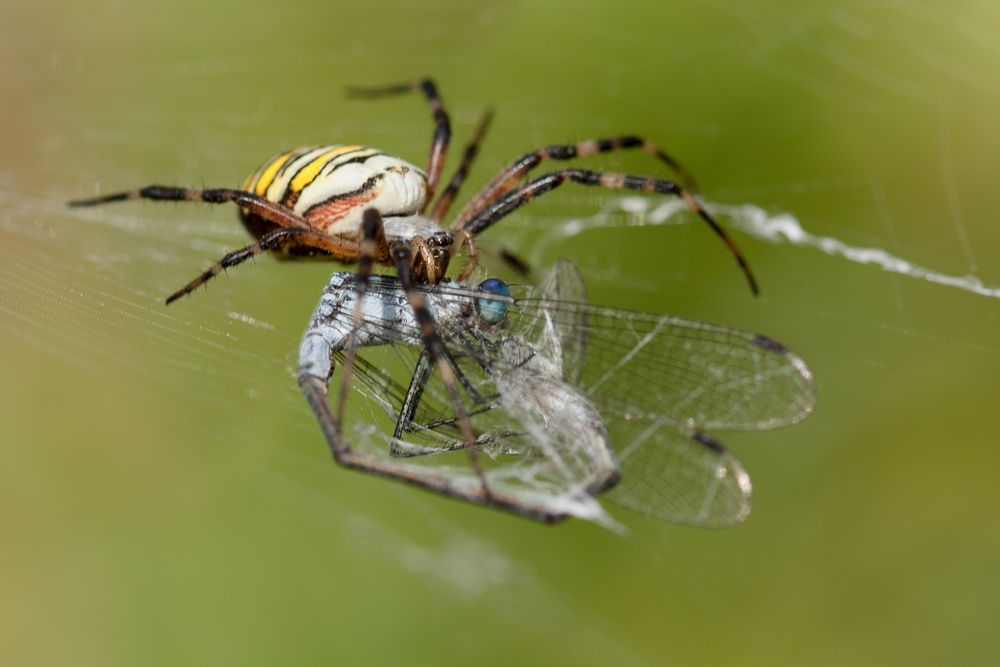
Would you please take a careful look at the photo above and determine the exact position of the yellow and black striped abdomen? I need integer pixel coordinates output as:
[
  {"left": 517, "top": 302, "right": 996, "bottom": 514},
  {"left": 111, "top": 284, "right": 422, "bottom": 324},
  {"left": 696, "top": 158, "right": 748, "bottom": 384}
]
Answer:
[{"left": 239, "top": 144, "right": 429, "bottom": 240}]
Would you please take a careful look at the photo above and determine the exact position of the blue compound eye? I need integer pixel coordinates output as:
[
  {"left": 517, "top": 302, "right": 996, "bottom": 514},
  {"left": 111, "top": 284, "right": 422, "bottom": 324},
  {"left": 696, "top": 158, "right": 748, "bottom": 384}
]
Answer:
[{"left": 475, "top": 278, "right": 511, "bottom": 324}]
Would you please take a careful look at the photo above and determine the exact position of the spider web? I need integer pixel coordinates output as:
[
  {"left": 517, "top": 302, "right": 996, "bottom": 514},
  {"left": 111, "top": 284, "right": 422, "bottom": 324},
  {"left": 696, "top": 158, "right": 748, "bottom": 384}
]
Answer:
[
  {"left": 537, "top": 196, "right": 1000, "bottom": 299},
  {"left": 3, "top": 2, "right": 1000, "bottom": 663}
]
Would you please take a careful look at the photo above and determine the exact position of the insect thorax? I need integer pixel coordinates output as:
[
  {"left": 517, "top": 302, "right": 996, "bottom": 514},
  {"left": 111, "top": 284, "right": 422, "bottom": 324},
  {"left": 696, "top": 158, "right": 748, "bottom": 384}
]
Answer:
[
  {"left": 240, "top": 144, "right": 429, "bottom": 240},
  {"left": 298, "top": 273, "right": 471, "bottom": 381}
]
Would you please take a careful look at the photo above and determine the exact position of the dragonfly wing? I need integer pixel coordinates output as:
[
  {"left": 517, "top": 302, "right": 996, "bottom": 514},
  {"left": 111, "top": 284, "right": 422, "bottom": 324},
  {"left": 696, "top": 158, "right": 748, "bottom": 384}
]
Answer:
[
  {"left": 318, "top": 268, "right": 810, "bottom": 526},
  {"left": 534, "top": 260, "right": 589, "bottom": 386},
  {"left": 605, "top": 418, "right": 751, "bottom": 526},
  {"left": 507, "top": 292, "right": 816, "bottom": 431},
  {"left": 336, "top": 299, "right": 618, "bottom": 524}
]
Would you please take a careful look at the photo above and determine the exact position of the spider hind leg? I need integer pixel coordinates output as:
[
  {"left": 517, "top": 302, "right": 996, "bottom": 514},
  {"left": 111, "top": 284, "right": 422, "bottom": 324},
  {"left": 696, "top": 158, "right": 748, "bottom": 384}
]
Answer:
[{"left": 165, "top": 228, "right": 365, "bottom": 304}]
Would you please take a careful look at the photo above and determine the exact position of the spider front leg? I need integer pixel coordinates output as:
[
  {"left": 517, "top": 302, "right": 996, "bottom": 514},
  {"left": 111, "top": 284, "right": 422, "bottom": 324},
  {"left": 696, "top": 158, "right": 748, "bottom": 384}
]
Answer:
[
  {"left": 345, "top": 77, "right": 451, "bottom": 204},
  {"left": 296, "top": 229, "right": 563, "bottom": 522},
  {"left": 452, "top": 135, "right": 701, "bottom": 231},
  {"left": 68, "top": 185, "right": 310, "bottom": 231},
  {"left": 334, "top": 210, "right": 491, "bottom": 488},
  {"left": 461, "top": 168, "right": 759, "bottom": 295},
  {"left": 383, "top": 223, "right": 493, "bottom": 492}
]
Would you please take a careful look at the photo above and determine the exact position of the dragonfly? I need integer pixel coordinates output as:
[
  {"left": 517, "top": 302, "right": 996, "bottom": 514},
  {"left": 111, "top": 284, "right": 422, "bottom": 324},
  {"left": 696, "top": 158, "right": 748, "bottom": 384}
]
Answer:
[{"left": 297, "top": 260, "right": 815, "bottom": 527}]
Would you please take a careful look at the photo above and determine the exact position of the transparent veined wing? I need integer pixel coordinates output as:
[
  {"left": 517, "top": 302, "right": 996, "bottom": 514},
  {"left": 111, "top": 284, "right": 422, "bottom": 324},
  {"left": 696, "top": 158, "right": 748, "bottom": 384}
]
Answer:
[
  {"left": 505, "top": 261, "right": 816, "bottom": 432},
  {"left": 312, "top": 277, "right": 619, "bottom": 526},
  {"left": 497, "top": 261, "right": 814, "bottom": 525},
  {"left": 316, "top": 263, "right": 814, "bottom": 526}
]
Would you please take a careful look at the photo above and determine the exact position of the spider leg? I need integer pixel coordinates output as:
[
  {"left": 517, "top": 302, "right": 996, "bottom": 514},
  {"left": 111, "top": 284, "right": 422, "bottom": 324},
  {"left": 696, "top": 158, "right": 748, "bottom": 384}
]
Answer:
[
  {"left": 296, "top": 231, "right": 561, "bottom": 521},
  {"left": 428, "top": 108, "right": 494, "bottom": 221},
  {"left": 334, "top": 210, "right": 488, "bottom": 467},
  {"left": 382, "top": 223, "right": 494, "bottom": 495},
  {"left": 427, "top": 109, "right": 535, "bottom": 278},
  {"left": 345, "top": 78, "right": 451, "bottom": 204},
  {"left": 166, "top": 227, "right": 362, "bottom": 304},
  {"left": 452, "top": 136, "right": 700, "bottom": 231},
  {"left": 68, "top": 186, "right": 310, "bottom": 231},
  {"left": 334, "top": 209, "right": 390, "bottom": 429},
  {"left": 461, "top": 168, "right": 759, "bottom": 295},
  {"left": 300, "top": 370, "right": 566, "bottom": 522}
]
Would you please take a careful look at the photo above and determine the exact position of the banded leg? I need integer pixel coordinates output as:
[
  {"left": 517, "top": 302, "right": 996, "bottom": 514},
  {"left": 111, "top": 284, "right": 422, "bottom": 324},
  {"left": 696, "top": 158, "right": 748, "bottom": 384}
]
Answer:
[
  {"left": 452, "top": 136, "right": 700, "bottom": 231},
  {"left": 384, "top": 225, "right": 492, "bottom": 493},
  {"left": 428, "top": 108, "right": 494, "bottom": 221},
  {"left": 346, "top": 78, "right": 451, "bottom": 204},
  {"left": 68, "top": 185, "right": 310, "bottom": 232},
  {"left": 166, "top": 227, "right": 370, "bottom": 304},
  {"left": 462, "top": 168, "right": 759, "bottom": 295},
  {"left": 335, "top": 209, "right": 387, "bottom": 430},
  {"left": 299, "top": 373, "right": 566, "bottom": 522},
  {"left": 424, "top": 108, "right": 535, "bottom": 278},
  {"left": 330, "top": 208, "right": 491, "bottom": 479}
]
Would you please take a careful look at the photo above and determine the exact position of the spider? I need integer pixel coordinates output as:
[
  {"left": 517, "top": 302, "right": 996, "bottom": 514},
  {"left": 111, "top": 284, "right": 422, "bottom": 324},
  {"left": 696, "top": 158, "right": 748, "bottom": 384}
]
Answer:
[{"left": 69, "top": 78, "right": 760, "bottom": 519}]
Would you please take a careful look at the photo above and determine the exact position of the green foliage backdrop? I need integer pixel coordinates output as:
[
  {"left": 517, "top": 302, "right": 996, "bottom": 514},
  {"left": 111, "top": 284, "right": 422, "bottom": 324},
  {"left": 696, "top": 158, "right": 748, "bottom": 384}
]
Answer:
[{"left": 2, "top": 1, "right": 998, "bottom": 664}]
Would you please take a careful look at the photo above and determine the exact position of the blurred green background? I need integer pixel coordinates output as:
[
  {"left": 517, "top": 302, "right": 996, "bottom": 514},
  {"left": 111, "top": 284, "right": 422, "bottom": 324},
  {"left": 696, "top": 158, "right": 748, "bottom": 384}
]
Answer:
[{"left": 3, "top": 0, "right": 999, "bottom": 664}]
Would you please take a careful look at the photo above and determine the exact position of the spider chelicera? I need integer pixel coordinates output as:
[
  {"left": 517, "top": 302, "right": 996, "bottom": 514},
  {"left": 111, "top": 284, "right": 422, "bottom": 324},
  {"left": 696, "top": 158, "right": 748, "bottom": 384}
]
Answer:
[{"left": 69, "top": 78, "right": 761, "bottom": 521}]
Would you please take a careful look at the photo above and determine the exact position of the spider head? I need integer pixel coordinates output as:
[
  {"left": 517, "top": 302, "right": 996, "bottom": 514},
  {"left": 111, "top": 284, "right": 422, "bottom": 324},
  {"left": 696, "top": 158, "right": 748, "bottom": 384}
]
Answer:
[{"left": 427, "top": 230, "right": 454, "bottom": 251}]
